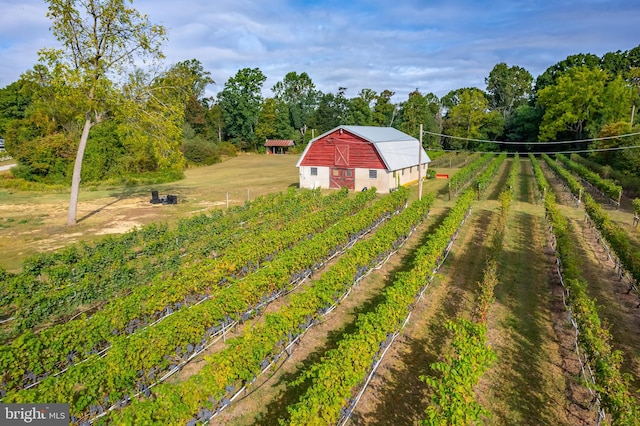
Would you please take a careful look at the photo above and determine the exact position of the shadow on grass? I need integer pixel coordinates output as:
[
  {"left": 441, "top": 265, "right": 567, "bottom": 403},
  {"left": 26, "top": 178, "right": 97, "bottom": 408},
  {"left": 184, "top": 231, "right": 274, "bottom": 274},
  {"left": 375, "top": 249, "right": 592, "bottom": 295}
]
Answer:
[
  {"left": 350, "top": 208, "right": 494, "bottom": 425},
  {"left": 250, "top": 206, "right": 452, "bottom": 425}
]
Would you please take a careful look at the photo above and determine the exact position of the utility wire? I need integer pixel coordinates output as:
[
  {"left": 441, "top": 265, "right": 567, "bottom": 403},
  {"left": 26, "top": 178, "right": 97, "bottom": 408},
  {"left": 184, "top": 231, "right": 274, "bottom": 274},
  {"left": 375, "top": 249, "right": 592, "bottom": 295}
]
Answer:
[
  {"left": 431, "top": 145, "right": 640, "bottom": 155},
  {"left": 422, "top": 129, "right": 640, "bottom": 145}
]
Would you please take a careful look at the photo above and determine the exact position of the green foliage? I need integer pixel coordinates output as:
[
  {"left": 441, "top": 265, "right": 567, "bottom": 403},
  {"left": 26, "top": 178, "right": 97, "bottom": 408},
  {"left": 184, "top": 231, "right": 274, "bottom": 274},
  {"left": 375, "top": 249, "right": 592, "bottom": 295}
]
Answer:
[
  {"left": 0, "top": 80, "right": 32, "bottom": 137},
  {"left": 422, "top": 319, "right": 495, "bottom": 426},
  {"left": 372, "top": 89, "right": 398, "bottom": 127},
  {"left": 543, "top": 154, "right": 640, "bottom": 423},
  {"left": 555, "top": 153, "right": 622, "bottom": 201},
  {"left": 399, "top": 89, "right": 438, "bottom": 140},
  {"left": 443, "top": 88, "right": 493, "bottom": 149},
  {"left": 218, "top": 67, "right": 267, "bottom": 149},
  {"left": 485, "top": 62, "right": 533, "bottom": 118},
  {"left": 505, "top": 105, "right": 542, "bottom": 142},
  {"left": 536, "top": 66, "right": 630, "bottom": 140},
  {"left": 272, "top": 71, "right": 319, "bottom": 139},
  {"left": 255, "top": 98, "right": 296, "bottom": 142},
  {"left": 535, "top": 53, "right": 601, "bottom": 92},
  {"left": 181, "top": 136, "right": 220, "bottom": 165}
]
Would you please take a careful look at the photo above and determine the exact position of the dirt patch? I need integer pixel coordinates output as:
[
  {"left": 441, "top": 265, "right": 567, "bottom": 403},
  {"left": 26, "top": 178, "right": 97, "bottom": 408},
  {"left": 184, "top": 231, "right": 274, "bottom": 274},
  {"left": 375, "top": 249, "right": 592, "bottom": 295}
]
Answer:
[
  {"left": 0, "top": 155, "right": 300, "bottom": 271},
  {"left": 477, "top": 158, "right": 594, "bottom": 425},
  {"left": 572, "top": 217, "right": 640, "bottom": 401}
]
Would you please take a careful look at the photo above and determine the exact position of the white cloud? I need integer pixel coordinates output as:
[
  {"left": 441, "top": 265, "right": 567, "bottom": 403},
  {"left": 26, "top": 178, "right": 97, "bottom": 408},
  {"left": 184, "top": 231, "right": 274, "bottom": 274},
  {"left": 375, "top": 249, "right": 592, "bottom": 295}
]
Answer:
[{"left": 0, "top": 0, "right": 638, "bottom": 101}]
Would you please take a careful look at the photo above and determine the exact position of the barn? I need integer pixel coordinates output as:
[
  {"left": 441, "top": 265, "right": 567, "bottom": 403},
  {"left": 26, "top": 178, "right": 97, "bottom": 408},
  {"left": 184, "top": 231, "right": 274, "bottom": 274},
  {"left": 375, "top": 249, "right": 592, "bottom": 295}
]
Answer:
[{"left": 296, "top": 125, "right": 430, "bottom": 193}]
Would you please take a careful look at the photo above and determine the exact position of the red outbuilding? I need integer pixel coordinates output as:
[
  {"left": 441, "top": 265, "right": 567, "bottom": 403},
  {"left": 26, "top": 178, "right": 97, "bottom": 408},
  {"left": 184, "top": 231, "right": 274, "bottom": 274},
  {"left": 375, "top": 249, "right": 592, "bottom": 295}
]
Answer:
[
  {"left": 296, "top": 125, "right": 430, "bottom": 193},
  {"left": 265, "top": 139, "right": 294, "bottom": 154}
]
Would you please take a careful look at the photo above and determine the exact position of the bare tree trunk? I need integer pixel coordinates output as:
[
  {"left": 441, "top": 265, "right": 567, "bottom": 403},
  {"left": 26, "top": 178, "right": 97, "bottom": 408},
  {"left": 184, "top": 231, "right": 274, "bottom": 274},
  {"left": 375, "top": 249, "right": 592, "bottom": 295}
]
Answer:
[{"left": 67, "top": 115, "right": 93, "bottom": 226}]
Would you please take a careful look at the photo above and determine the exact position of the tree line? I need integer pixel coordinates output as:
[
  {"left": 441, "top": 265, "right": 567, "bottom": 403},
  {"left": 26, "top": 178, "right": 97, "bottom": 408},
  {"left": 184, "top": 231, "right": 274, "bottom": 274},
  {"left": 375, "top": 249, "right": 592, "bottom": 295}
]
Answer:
[{"left": 0, "top": 1, "right": 638, "bottom": 221}]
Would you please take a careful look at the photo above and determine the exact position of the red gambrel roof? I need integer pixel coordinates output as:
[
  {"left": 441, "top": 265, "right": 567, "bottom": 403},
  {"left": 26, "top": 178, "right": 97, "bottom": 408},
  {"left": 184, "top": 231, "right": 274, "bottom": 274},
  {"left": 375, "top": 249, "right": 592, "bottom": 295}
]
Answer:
[{"left": 265, "top": 139, "right": 295, "bottom": 147}]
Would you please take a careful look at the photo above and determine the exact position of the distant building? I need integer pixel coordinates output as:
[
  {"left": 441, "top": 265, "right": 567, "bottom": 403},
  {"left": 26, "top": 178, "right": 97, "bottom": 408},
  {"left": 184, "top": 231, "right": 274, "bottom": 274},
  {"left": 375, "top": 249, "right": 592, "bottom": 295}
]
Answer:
[
  {"left": 265, "top": 139, "right": 294, "bottom": 154},
  {"left": 296, "top": 125, "right": 430, "bottom": 193}
]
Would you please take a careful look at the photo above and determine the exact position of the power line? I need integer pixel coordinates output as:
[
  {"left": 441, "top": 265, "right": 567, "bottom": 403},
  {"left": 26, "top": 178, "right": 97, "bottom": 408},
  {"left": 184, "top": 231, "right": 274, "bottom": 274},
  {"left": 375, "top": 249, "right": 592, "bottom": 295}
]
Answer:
[
  {"left": 422, "top": 130, "right": 640, "bottom": 145},
  {"left": 431, "top": 145, "right": 640, "bottom": 156}
]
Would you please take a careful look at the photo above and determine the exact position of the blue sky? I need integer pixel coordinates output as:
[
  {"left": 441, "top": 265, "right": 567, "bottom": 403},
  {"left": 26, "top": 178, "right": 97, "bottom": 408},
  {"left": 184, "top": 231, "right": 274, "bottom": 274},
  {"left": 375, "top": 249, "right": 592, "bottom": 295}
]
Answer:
[{"left": 0, "top": 0, "right": 638, "bottom": 102}]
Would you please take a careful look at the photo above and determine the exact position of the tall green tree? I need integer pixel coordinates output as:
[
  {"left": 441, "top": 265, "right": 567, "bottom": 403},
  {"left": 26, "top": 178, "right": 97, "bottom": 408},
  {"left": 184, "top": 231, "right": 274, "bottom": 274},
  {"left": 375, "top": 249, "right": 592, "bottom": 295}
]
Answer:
[
  {"left": 117, "top": 66, "right": 189, "bottom": 173},
  {"left": 0, "top": 79, "right": 32, "bottom": 137},
  {"left": 504, "top": 105, "right": 543, "bottom": 141},
  {"left": 203, "top": 97, "right": 224, "bottom": 142},
  {"left": 399, "top": 89, "right": 429, "bottom": 139},
  {"left": 346, "top": 89, "right": 375, "bottom": 126},
  {"left": 35, "top": 0, "right": 166, "bottom": 225},
  {"left": 537, "top": 66, "right": 611, "bottom": 140},
  {"left": 218, "top": 67, "right": 267, "bottom": 149},
  {"left": 272, "top": 71, "right": 318, "bottom": 140},
  {"left": 312, "top": 88, "right": 348, "bottom": 134},
  {"left": 535, "top": 53, "right": 600, "bottom": 92},
  {"left": 255, "top": 97, "right": 296, "bottom": 142},
  {"left": 485, "top": 63, "right": 533, "bottom": 119},
  {"left": 372, "top": 89, "right": 398, "bottom": 126},
  {"left": 442, "top": 88, "right": 489, "bottom": 149},
  {"left": 174, "top": 59, "right": 214, "bottom": 137}
]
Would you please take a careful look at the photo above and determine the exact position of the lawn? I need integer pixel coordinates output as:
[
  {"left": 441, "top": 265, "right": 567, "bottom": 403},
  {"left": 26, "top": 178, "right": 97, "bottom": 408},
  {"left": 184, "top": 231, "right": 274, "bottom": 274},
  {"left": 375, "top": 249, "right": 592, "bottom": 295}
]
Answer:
[{"left": 0, "top": 154, "right": 299, "bottom": 272}]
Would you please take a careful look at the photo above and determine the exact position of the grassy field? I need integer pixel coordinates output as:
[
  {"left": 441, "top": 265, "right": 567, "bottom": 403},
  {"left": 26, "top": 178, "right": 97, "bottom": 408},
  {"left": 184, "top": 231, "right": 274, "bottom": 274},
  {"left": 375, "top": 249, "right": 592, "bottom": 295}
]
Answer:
[{"left": 0, "top": 153, "right": 299, "bottom": 272}]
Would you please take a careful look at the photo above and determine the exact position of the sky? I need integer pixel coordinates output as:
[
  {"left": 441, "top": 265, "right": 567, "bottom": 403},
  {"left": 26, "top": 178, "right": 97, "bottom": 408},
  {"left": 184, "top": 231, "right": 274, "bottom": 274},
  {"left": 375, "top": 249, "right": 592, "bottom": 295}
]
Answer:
[{"left": 0, "top": 0, "right": 639, "bottom": 103}]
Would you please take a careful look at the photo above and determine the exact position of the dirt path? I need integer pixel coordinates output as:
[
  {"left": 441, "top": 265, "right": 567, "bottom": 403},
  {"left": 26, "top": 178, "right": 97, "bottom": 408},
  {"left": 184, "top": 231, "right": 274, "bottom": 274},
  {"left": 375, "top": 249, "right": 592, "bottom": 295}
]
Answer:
[
  {"left": 344, "top": 161, "right": 511, "bottom": 425},
  {"left": 544, "top": 157, "right": 640, "bottom": 409},
  {"left": 569, "top": 211, "right": 640, "bottom": 403},
  {"left": 477, "top": 159, "right": 594, "bottom": 425}
]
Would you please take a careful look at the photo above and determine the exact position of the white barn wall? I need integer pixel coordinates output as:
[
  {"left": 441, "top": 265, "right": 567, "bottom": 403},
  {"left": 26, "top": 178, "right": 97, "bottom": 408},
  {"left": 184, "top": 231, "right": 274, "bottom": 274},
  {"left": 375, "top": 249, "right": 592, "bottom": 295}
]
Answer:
[{"left": 299, "top": 165, "right": 330, "bottom": 189}]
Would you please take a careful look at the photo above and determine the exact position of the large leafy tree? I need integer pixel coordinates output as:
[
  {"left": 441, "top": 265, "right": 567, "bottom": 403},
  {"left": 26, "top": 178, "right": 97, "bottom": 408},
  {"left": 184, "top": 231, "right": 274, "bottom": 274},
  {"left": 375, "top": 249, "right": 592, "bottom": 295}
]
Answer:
[
  {"left": 34, "top": 0, "right": 166, "bottom": 225},
  {"left": 255, "top": 98, "right": 296, "bottom": 142},
  {"left": 485, "top": 63, "right": 533, "bottom": 119},
  {"left": 0, "top": 79, "right": 32, "bottom": 137},
  {"left": 345, "top": 89, "right": 376, "bottom": 126},
  {"left": 218, "top": 67, "right": 267, "bottom": 149},
  {"left": 535, "top": 53, "right": 600, "bottom": 92},
  {"left": 372, "top": 89, "right": 398, "bottom": 127},
  {"left": 399, "top": 89, "right": 430, "bottom": 140},
  {"left": 536, "top": 66, "right": 620, "bottom": 140},
  {"left": 442, "top": 88, "right": 489, "bottom": 149},
  {"left": 117, "top": 65, "right": 191, "bottom": 173},
  {"left": 312, "top": 88, "right": 348, "bottom": 134},
  {"left": 272, "top": 71, "right": 318, "bottom": 140},
  {"left": 504, "top": 105, "right": 543, "bottom": 141},
  {"left": 176, "top": 59, "right": 214, "bottom": 137}
]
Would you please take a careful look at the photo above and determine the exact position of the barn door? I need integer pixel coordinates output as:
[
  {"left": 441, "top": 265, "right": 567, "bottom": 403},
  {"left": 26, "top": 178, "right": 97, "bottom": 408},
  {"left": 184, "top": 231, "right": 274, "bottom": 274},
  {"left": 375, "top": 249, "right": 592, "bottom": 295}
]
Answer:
[
  {"left": 335, "top": 145, "right": 349, "bottom": 166},
  {"left": 330, "top": 168, "right": 355, "bottom": 190}
]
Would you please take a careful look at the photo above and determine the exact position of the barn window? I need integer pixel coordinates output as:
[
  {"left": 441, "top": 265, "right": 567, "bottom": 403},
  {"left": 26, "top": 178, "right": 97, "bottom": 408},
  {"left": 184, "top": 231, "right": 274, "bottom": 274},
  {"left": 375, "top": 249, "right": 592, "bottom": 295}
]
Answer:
[
  {"left": 369, "top": 170, "right": 377, "bottom": 179},
  {"left": 332, "top": 169, "right": 340, "bottom": 177},
  {"left": 346, "top": 170, "right": 353, "bottom": 177},
  {"left": 310, "top": 167, "right": 318, "bottom": 176}
]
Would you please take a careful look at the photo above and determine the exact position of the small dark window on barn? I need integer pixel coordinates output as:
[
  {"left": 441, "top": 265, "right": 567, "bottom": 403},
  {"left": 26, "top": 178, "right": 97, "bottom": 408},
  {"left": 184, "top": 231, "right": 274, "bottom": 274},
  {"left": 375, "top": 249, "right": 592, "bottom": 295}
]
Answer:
[
  {"left": 369, "top": 170, "right": 377, "bottom": 179},
  {"left": 310, "top": 167, "right": 318, "bottom": 176},
  {"left": 346, "top": 170, "right": 353, "bottom": 177}
]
